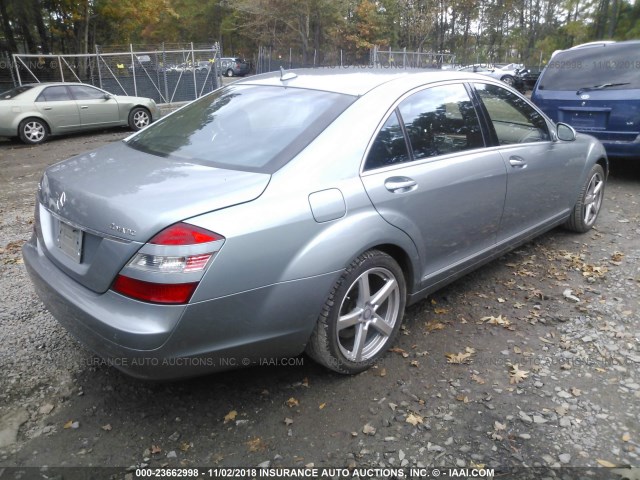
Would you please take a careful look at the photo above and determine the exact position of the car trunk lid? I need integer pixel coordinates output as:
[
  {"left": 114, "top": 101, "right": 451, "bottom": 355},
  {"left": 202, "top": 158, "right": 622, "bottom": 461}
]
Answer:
[{"left": 37, "top": 141, "right": 270, "bottom": 293}]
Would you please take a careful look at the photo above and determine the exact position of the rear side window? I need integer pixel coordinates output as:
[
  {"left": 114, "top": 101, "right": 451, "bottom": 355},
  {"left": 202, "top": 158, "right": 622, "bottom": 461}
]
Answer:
[
  {"left": 126, "top": 85, "right": 355, "bottom": 173},
  {"left": 365, "top": 111, "right": 410, "bottom": 170},
  {"left": 539, "top": 42, "right": 640, "bottom": 91},
  {"left": 36, "top": 86, "right": 71, "bottom": 102},
  {"left": 0, "top": 86, "right": 33, "bottom": 100},
  {"left": 398, "top": 83, "right": 484, "bottom": 160},
  {"left": 475, "top": 83, "right": 550, "bottom": 145}
]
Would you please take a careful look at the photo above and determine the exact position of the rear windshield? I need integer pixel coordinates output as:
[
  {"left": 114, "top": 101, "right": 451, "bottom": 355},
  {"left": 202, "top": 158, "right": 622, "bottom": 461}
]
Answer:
[
  {"left": 126, "top": 84, "right": 355, "bottom": 173},
  {"left": 539, "top": 42, "right": 640, "bottom": 91},
  {"left": 0, "top": 86, "right": 34, "bottom": 100}
]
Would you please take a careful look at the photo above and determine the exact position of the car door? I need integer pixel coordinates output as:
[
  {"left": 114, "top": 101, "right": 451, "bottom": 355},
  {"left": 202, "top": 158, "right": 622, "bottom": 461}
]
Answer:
[
  {"left": 471, "top": 82, "right": 585, "bottom": 243},
  {"left": 360, "top": 82, "right": 507, "bottom": 285},
  {"left": 35, "top": 86, "right": 80, "bottom": 131},
  {"left": 68, "top": 85, "right": 120, "bottom": 128}
]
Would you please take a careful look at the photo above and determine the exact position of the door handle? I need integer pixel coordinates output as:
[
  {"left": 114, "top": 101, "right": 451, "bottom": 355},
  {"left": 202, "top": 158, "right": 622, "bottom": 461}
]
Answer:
[
  {"left": 509, "top": 156, "right": 527, "bottom": 167},
  {"left": 384, "top": 177, "right": 417, "bottom": 193},
  {"left": 43, "top": 107, "right": 52, "bottom": 110},
  {"left": 80, "top": 106, "right": 89, "bottom": 109}
]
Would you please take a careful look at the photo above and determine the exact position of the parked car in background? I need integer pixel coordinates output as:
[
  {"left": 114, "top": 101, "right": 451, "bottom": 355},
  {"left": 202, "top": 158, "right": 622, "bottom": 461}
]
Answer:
[
  {"left": 195, "top": 61, "right": 212, "bottom": 73},
  {"left": 0, "top": 82, "right": 160, "bottom": 144},
  {"left": 22, "top": 68, "right": 607, "bottom": 379},
  {"left": 457, "top": 64, "right": 523, "bottom": 88},
  {"left": 516, "top": 67, "right": 542, "bottom": 91},
  {"left": 218, "top": 57, "right": 250, "bottom": 77},
  {"left": 532, "top": 40, "right": 640, "bottom": 159}
]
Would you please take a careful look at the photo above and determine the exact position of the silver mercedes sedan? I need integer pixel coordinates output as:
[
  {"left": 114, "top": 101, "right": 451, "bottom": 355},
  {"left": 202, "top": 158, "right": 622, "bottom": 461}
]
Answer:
[
  {"left": 0, "top": 82, "right": 160, "bottom": 144},
  {"left": 22, "top": 68, "right": 607, "bottom": 379}
]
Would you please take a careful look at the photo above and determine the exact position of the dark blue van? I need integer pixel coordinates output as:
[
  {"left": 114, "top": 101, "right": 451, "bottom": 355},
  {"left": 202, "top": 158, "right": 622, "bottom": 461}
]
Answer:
[{"left": 531, "top": 40, "right": 640, "bottom": 159}]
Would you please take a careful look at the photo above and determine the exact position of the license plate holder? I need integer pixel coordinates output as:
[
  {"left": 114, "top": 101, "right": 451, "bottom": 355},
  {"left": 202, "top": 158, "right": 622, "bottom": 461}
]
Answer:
[{"left": 57, "top": 220, "right": 83, "bottom": 263}]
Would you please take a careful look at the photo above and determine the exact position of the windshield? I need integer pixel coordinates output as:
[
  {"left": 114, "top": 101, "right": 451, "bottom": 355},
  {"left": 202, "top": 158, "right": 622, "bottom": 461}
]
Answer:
[
  {"left": 539, "top": 42, "right": 640, "bottom": 91},
  {"left": 0, "top": 86, "right": 34, "bottom": 100},
  {"left": 126, "top": 84, "right": 355, "bottom": 173}
]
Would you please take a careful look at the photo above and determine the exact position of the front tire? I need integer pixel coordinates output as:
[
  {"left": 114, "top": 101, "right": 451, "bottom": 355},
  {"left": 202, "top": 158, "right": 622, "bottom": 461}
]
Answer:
[
  {"left": 18, "top": 118, "right": 49, "bottom": 144},
  {"left": 226, "top": 69, "right": 234, "bottom": 77},
  {"left": 128, "top": 107, "right": 151, "bottom": 131},
  {"left": 564, "top": 164, "right": 605, "bottom": 232},
  {"left": 306, "top": 250, "right": 406, "bottom": 374}
]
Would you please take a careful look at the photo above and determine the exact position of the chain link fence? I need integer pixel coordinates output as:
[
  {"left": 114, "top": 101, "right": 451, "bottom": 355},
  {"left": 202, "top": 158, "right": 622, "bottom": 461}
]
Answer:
[
  {"left": 5, "top": 44, "right": 222, "bottom": 104},
  {"left": 255, "top": 45, "right": 456, "bottom": 74}
]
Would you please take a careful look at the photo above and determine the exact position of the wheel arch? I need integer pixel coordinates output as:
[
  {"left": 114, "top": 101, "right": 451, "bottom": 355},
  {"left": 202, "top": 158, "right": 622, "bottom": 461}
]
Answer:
[
  {"left": 18, "top": 116, "right": 50, "bottom": 136},
  {"left": 369, "top": 243, "right": 416, "bottom": 297}
]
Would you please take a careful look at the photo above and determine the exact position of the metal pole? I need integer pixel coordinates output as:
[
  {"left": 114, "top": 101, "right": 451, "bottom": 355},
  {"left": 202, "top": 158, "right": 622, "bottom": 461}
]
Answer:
[
  {"left": 340, "top": 49, "right": 343, "bottom": 67},
  {"left": 12, "top": 53, "right": 22, "bottom": 85},
  {"left": 289, "top": 47, "right": 292, "bottom": 69},
  {"left": 130, "top": 44, "right": 137, "bottom": 96},
  {"left": 191, "top": 42, "right": 197, "bottom": 99},
  {"left": 163, "top": 43, "right": 168, "bottom": 103},
  {"left": 95, "top": 45, "right": 103, "bottom": 89},
  {"left": 58, "top": 55, "right": 64, "bottom": 81}
]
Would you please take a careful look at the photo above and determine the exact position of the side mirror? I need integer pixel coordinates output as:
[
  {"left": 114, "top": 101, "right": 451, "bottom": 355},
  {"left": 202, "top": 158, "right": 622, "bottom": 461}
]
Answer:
[
  {"left": 103, "top": 93, "right": 113, "bottom": 100},
  {"left": 556, "top": 123, "right": 576, "bottom": 141}
]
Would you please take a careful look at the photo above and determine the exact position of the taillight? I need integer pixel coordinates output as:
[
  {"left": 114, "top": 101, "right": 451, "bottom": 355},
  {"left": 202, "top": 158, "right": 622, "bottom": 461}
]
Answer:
[
  {"left": 113, "top": 276, "right": 198, "bottom": 304},
  {"left": 112, "top": 223, "right": 224, "bottom": 304}
]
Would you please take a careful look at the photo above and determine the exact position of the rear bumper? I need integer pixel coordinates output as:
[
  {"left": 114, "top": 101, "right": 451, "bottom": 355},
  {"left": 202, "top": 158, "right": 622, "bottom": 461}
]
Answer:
[
  {"left": 23, "top": 233, "right": 339, "bottom": 380},
  {"left": 575, "top": 130, "right": 640, "bottom": 159}
]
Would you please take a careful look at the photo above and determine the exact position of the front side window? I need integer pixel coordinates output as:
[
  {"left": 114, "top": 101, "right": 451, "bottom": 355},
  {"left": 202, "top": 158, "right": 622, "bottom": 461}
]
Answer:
[
  {"left": 364, "top": 111, "right": 410, "bottom": 170},
  {"left": 398, "top": 83, "right": 484, "bottom": 160},
  {"left": 475, "top": 83, "right": 550, "bottom": 145},
  {"left": 36, "top": 86, "right": 71, "bottom": 102},
  {"left": 69, "top": 85, "right": 106, "bottom": 100},
  {"left": 126, "top": 85, "right": 355, "bottom": 173}
]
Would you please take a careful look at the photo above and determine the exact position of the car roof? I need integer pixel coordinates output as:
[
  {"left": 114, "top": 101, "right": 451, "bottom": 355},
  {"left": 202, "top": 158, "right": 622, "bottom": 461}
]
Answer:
[{"left": 236, "top": 67, "right": 484, "bottom": 96}]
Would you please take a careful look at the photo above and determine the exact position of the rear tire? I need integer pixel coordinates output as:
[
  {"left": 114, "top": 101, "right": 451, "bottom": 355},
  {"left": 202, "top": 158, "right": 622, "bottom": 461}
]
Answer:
[
  {"left": 226, "top": 69, "right": 234, "bottom": 77},
  {"left": 128, "top": 107, "right": 151, "bottom": 131},
  {"left": 306, "top": 250, "right": 406, "bottom": 374},
  {"left": 501, "top": 75, "right": 515, "bottom": 86},
  {"left": 564, "top": 164, "right": 605, "bottom": 233},
  {"left": 18, "top": 118, "right": 49, "bottom": 144}
]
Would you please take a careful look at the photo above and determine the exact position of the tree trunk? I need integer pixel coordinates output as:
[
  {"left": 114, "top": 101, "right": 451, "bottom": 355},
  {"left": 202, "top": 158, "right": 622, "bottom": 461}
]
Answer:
[
  {"left": 0, "top": 0, "right": 19, "bottom": 53},
  {"left": 32, "top": 0, "right": 50, "bottom": 54}
]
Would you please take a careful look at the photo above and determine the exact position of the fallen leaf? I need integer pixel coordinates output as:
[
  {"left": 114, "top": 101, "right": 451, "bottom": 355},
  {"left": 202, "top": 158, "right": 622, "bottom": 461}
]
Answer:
[
  {"left": 482, "top": 315, "right": 511, "bottom": 327},
  {"left": 63, "top": 420, "right": 75, "bottom": 429},
  {"left": 319, "top": 403, "right": 326, "bottom": 410},
  {"left": 405, "top": 413, "right": 423, "bottom": 426},
  {"left": 497, "top": 297, "right": 506, "bottom": 303},
  {"left": 570, "top": 387, "right": 582, "bottom": 397},
  {"left": 388, "top": 402, "right": 397, "bottom": 411},
  {"left": 286, "top": 397, "right": 299, "bottom": 408},
  {"left": 456, "top": 394, "right": 470, "bottom": 403},
  {"left": 245, "top": 437, "right": 267, "bottom": 452},
  {"left": 494, "top": 421, "right": 506, "bottom": 431},
  {"left": 101, "top": 424, "right": 112, "bottom": 431},
  {"left": 179, "top": 442, "right": 191, "bottom": 452},
  {"left": 562, "top": 289, "right": 580, "bottom": 303},
  {"left": 302, "top": 377, "right": 309, "bottom": 388},
  {"left": 151, "top": 445, "right": 162, "bottom": 454},
  {"left": 389, "top": 347, "right": 410, "bottom": 358},
  {"left": 426, "top": 320, "right": 446, "bottom": 331},
  {"left": 446, "top": 351, "right": 472, "bottom": 364},
  {"left": 223, "top": 410, "right": 237, "bottom": 424},
  {"left": 410, "top": 360, "right": 420, "bottom": 368},
  {"left": 434, "top": 307, "right": 449, "bottom": 314},
  {"left": 509, "top": 364, "right": 529, "bottom": 384},
  {"left": 471, "top": 374, "right": 486, "bottom": 385},
  {"left": 513, "top": 346, "right": 522, "bottom": 354},
  {"left": 622, "top": 433, "right": 631, "bottom": 442},
  {"left": 284, "top": 417, "right": 294, "bottom": 426},
  {"left": 596, "top": 459, "right": 617, "bottom": 468}
]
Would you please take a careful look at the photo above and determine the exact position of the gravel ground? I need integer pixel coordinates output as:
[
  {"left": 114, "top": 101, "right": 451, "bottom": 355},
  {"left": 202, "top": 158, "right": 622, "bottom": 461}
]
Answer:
[{"left": 0, "top": 131, "right": 639, "bottom": 477}]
